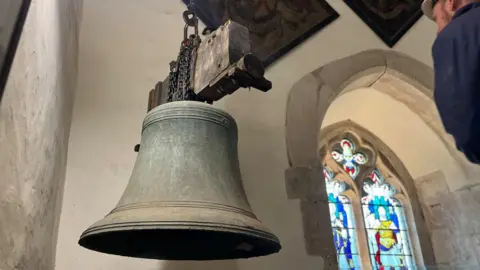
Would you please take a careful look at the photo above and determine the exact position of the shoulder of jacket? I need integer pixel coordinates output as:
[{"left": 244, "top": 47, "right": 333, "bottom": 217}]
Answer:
[
  {"left": 433, "top": 28, "right": 454, "bottom": 51},
  {"left": 445, "top": 7, "right": 480, "bottom": 34},
  {"left": 441, "top": 22, "right": 462, "bottom": 39}
]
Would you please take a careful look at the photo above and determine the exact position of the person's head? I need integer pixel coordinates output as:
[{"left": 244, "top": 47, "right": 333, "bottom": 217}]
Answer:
[
  {"left": 422, "top": 0, "right": 476, "bottom": 34},
  {"left": 378, "top": 206, "right": 387, "bottom": 220}
]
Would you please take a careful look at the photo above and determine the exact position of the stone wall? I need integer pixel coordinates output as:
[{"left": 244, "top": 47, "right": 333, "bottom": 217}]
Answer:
[
  {"left": 0, "top": 0, "right": 82, "bottom": 269},
  {"left": 416, "top": 171, "right": 480, "bottom": 268}
]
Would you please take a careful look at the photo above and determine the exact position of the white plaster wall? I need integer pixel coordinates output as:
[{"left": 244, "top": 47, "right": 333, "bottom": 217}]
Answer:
[
  {"left": 56, "top": 0, "right": 439, "bottom": 270},
  {"left": 0, "top": 0, "right": 82, "bottom": 269},
  {"left": 322, "top": 87, "right": 463, "bottom": 189},
  {"left": 322, "top": 88, "right": 465, "bottom": 190}
]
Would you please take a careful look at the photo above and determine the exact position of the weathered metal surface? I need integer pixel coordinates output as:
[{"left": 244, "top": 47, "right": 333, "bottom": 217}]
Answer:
[
  {"left": 192, "top": 20, "right": 271, "bottom": 102},
  {"left": 79, "top": 101, "right": 281, "bottom": 260},
  {"left": 194, "top": 20, "right": 249, "bottom": 93},
  {"left": 147, "top": 89, "right": 157, "bottom": 112},
  {"left": 154, "top": 13, "right": 273, "bottom": 108},
  {"left": 147, "top": 81, "right": 166, "bottom": 112}
]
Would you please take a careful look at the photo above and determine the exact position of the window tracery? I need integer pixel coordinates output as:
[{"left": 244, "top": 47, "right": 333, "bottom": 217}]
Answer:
[
  {"left": 323, "top": 134, "right": 417, "bottom": 269},
  {"left": 331, "top": 138, "right": 368, "bottom": 179}
]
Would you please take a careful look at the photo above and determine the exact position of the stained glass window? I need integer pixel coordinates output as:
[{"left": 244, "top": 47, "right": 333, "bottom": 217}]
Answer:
[
  {"left": 323, "top": 134, "right": 421, "bottom": 268},
  {"left": 361, "top": 169, "right": 415, "bottom": 269},
  {"left": 324, "top": 166, "right": 361, "bottom": 269},
  {"left": 331, "top": 138, "right": 368, "bottom": 179}
]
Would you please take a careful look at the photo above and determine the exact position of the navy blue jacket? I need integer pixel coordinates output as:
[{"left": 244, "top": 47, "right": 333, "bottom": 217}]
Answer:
[{"left": 432, "top": 3, "right": 480, "bottom": 163}]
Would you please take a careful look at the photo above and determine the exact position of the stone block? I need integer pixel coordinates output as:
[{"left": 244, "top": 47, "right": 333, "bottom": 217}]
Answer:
[
  {"left": 414, "top": 171, "right": 461, "bottom": 229},
  {"left": 317, "top": 84, "right": 338, "bottom": 109},
  {"left": 452, "top": 189, "right": 480, "bottom": 235},
  {"left": 316, "top": 84, "right": 337, "bottom": 131},
  {"left": 341, "top": 66, "right": 386, "bottom": 94},
  {"left": 312, "top": 49, "right": 386, "bottom": 92},
  {"left": 285, "top": 166, "right": 327, "bottom": 200},
  {"left": 286, "top": 73, "right": 321, "bottom": 166},
  {"left": 322, "top": 257, "right": 339, "bottom": 270},
  {"left": 428, "top": 202, "right": 460, "bottom": 230},
  {"left": 471, "top": 234, "right": 480, "bottom": 261},
  {"left": 431, "top": 229, "right": 456, "bottom": 264},
  {"left": 450, "top": 233, "right": 479, "bottom": 268},
  {"left": 424, "top": 264, "right": 453, "bottom": 270},
  {"left": 300, "top": 200, "right": 336, "bottom": 259},
  {"left": 384, "top": 50, "right": 434, "bottom": 96},
  {"left": 415, "top": 170, "right": 450, "bottom": 207}
]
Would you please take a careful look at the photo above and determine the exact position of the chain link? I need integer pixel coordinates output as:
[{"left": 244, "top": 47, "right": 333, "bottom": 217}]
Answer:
[{"left": 167, "top": 0, "right": 203, "bottom": 103}]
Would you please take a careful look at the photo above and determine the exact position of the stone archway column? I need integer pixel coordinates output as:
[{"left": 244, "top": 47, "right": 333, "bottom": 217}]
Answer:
[
  {"left": 285, "top": 50, "right": 388, "bottom": 264},
  {"left": 284, "top": 73, "right": 339, "bottom": 266}
]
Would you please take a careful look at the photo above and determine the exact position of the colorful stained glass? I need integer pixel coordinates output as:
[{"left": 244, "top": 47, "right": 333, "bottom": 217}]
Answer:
[
  {"left": 331, "top": 138, "right": 368, "bottom": 179},
  {"left": 324, "top": 166, "right": 361, "bottom": 269},
  {"left": 361, "top": 169, "right": 415, "bottom": 269}
]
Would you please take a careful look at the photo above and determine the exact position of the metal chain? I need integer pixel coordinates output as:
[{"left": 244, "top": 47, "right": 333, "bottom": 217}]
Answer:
[{"left": 167, "top": 0, "right": 202, "bottom": 103}]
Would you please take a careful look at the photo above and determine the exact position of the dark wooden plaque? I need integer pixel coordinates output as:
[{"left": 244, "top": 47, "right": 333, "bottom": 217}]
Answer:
[
  {"left": 183, "top": 0, "right": 339, "bottom": 67},
  {"left": 344, "top": 0, "right": 423, "bottom": 47}
]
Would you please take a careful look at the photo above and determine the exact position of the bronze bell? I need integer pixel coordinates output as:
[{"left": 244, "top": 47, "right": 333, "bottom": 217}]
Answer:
[{"left": 78, "top": 101, "right": 281, "bottom": 260}]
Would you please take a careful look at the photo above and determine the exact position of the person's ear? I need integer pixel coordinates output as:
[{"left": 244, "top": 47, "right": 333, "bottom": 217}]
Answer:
[{"left": 444, "top": 0, "right": 455, "bottom": 12}]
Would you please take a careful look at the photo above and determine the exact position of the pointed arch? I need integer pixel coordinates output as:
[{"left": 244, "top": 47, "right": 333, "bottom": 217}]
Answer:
[
  {"left": 285, "top": 49, "right": 475, "bottom": 181},
  {"left": 286, "top": 119, "right": 436, "bottom": 268},
  {"left": 283, "top": 50, "right": 471, "bottom": 268}
]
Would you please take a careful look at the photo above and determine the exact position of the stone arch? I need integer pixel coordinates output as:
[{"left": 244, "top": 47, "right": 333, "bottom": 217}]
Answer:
[
  {"left": 284, "top": 50, "right": 460, "bottom": 268},
  {"left": 284, "top": 49, "right": 477, "bottom": 183}
]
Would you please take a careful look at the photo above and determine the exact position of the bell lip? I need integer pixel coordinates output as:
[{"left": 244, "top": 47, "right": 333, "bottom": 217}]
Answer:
[
  {"left": 78, "top": 221, "right": 282, "bottom": 260},
  {"left": 80, "top": 220, "right": 280, "bottom": 241}
]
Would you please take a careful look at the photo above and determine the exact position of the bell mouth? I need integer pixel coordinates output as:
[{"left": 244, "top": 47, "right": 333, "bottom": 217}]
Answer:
[
  {"left": 78, "top": 203, "right": 281, "bottom": 260},
  {"left": 78, "top": 223, "right": 281, "bottom": 260}
]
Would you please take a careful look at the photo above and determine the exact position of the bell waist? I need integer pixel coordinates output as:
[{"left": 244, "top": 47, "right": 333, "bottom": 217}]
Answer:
[{"left": 142, "top": 101, "right": 236, "bottom": 131}]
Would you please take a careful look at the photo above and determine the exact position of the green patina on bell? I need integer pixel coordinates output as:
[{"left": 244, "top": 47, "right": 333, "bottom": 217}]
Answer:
[{"left": 78, "top": 101, "right": 281, "bottom": 260}]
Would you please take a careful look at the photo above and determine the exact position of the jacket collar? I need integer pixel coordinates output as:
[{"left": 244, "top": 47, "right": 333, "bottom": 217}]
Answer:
[{"left": 454, "top": 2, "right": 480, "bottom": 19}]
